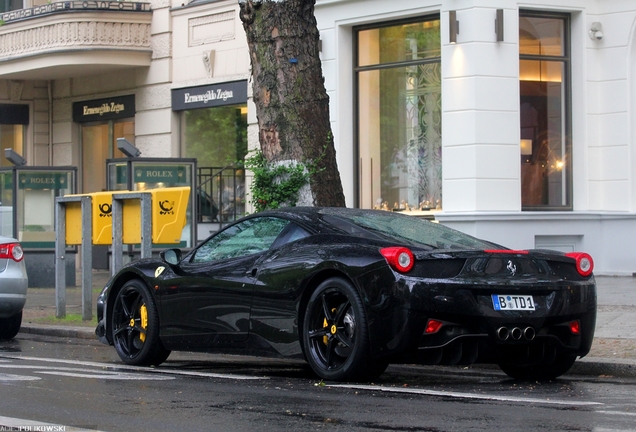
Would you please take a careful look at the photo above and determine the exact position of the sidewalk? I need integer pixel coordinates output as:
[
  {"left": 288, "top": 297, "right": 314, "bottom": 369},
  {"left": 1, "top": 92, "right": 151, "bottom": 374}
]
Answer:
[{"left": 18, "top": 272, "right": 636, "bottom": 378}]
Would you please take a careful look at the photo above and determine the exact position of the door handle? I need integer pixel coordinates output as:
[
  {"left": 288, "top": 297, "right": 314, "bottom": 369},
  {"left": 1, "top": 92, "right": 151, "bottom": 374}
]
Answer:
[{"left": 249, "top": 268, "right": 257, "bottom": 277}]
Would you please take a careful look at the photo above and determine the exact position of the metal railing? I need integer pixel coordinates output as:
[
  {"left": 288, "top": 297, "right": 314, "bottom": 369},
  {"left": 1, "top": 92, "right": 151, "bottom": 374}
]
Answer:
[
  {"left": 1, "top": 1, "right": 151, "bottom": 24},
  {"left": 196, "top": 166, "right": 248, "bottom": 229}
]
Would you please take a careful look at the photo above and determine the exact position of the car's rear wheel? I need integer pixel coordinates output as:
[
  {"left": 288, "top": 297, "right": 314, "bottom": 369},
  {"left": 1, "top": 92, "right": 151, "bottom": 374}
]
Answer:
[
  {"left": 0, "top": 310, "right": 22, "bottom": 340},
  {"left": 498, "top": 354, "right": 577, "bottom": 381},
  {"left": 111, "top": 279, "right": 170, "bottom": 366},
  {"left": 302, "top": 277, "right": 388, "bottom": 382}
]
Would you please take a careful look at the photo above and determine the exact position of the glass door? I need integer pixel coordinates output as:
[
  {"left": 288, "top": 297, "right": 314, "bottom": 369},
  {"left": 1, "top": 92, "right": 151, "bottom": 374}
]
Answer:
[{"left": 81, "top": 120, "right": 132, "bottom": 193}]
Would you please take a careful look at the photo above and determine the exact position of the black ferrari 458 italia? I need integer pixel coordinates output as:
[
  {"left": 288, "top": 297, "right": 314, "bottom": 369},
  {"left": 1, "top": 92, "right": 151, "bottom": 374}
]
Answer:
[{"left": 96, "top": 207, "right": 596, "bottom": 382}]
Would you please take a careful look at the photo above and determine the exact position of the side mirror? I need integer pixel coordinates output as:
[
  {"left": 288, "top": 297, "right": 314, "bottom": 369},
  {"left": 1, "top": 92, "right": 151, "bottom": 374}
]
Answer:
[{"left": 160, "top": 249, "right": 182, "bottom": 266}]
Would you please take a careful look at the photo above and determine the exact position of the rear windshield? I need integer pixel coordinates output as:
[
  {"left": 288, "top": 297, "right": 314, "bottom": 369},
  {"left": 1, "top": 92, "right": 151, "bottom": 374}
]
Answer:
[{"left": 320, "top": 208, "right": 496, "bottom": 250}]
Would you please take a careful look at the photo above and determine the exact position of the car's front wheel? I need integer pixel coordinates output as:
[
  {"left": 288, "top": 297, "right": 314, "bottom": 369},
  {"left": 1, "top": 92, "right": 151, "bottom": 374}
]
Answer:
[
  {"left": 111, "top": 279, "right": 170, "bottom": 366},
  {"left": 498, "top": 354, "right": 577, "bottom": 381},
  {"left": 0, "top": 310, "right": 22, "bottom": 340},
  {"left": 302, "top": 277, "right": 388, "bottom": 382}
]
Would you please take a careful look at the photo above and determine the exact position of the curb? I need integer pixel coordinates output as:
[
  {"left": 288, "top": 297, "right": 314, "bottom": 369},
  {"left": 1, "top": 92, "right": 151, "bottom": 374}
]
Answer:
[
  {"left": 570, "top": 356, "right": 636, "bottom": 379},
  {"left": 19, "top": 325, "right": 95, "bottom": 340},
  {"left": 18, "top": 325, "right": 636, "bottom": 379}
]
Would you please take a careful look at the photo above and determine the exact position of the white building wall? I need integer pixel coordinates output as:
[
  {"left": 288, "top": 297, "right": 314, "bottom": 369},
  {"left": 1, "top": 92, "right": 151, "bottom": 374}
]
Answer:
[
  {"left": 171, "top": 1, "right": 250, "bottom": 87},
  {"left": 441, "top": 3, "right": 521, "bottom": 212},
  {"left": 586, "top": 4, "right": 636, "bottom": 212}
]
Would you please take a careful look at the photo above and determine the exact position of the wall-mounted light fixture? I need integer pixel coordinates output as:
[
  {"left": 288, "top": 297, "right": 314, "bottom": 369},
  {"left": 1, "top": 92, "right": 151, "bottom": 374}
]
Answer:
[
  {"left": 495, "top": 9, "right": 504, "bottom": 42},
  {"left": 449, "top": 10, "right": 459, "bottom": 44},
  {"left": 4, "top": 148, "right": 26, "bottom": 166},
  {"left": 588, "top": 22, "right": 603, "bottom": 40},
  {"left": 116, "top": 138, "right": 141, "bottom": 158},
  {"left": 520, "top": 139, "right": 533, "bottom": 156}
]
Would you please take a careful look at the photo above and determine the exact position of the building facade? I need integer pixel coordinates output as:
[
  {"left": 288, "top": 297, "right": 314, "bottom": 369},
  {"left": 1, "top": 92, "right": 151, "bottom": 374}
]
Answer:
[{"left": 1, "top": 0, "right": 636, "bottom": 274}]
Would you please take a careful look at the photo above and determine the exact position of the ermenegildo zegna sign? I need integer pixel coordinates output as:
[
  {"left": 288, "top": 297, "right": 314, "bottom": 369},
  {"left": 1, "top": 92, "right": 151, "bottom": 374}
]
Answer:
[
  {"left": 73, "top": 95, "right": 135, "bottom": 123},
  {"left": 171, "top": 80, "right": 248, "bottom": 111}
]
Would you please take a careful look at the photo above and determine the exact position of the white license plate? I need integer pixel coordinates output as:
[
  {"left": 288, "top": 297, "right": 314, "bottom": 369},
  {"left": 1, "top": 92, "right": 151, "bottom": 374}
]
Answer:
[{"left": 491, "top": 294, "right": 535, "bottom": 311}]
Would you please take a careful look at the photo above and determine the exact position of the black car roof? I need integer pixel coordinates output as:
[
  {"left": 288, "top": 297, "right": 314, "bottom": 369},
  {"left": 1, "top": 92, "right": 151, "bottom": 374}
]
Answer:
[
  {"left": 253, "top": 206, "right": 421, "bottom": 234},
  {"left": 256, "top": 206, "right": 386, "bottom": 221}
]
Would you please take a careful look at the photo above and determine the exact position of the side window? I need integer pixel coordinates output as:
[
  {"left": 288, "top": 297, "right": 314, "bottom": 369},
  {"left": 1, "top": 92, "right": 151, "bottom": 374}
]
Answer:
[
  {"left": 271, "top": 223, "right": 310, "bottom": 248},
  {"left": 322, "top": 215, "right": 383, "bottom": 241},
  {"left": 193, "top": 217, "right": 290, "bottom": 262}
]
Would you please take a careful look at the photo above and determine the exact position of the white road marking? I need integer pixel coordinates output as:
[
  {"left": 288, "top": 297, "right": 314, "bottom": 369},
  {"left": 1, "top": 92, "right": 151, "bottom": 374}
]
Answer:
[
  {"left": 37, "top": 371, "right": 175, "bottom": 380},
  {"left": 328, "top": 384, "right": 604, "bottom": 407},
  {"left": 596, "top": 410, "right": 636, "bottom": 417},
  {"left": 0, "top": 372, "right": 41, "bottom": 381},
  {"left": 0, "top": 364, "right": 173, "bottom": 380},
  {"left": 0, "top": 355, "right": 268, "bottom": 380}
]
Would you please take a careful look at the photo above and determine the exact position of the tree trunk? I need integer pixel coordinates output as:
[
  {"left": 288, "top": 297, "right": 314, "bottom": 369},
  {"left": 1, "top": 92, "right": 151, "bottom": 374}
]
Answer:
[{"left": 239, "top": 0, "right": 345, "bottom": 207}]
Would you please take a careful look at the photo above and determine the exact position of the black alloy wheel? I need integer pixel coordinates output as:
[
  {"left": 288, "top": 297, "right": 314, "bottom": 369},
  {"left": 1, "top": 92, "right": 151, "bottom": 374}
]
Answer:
[
  {"left": 111, "top": 279, "right": 170, "bottom": 366},
  {"left": 498, "top": 354, "right": 577, "bottom": 381},
  {"left": 302, "top": 277, "right": 388, "bottom": 382}
]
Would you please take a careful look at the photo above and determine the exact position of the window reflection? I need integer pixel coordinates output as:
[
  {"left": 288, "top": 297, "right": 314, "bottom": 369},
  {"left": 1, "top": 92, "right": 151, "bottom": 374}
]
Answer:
[
  {"left": 193, "top": 217, "right": 289, "bottom": 262},
  {"left": 356, "top": 17, "right": 442, "bottom": 211},
  {"left": 519, "top": 13, "right": 570, "bottom": 209}
]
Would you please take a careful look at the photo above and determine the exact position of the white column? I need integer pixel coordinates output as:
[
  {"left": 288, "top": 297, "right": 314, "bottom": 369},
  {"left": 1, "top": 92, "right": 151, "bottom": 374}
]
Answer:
[{"left": 441, "top": 1, "right": 520, "bottom": 212}]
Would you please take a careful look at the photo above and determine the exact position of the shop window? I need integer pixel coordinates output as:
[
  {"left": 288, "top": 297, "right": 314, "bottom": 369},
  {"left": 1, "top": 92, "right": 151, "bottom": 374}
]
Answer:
[
  {"left": 182, "top": 105, "right": 248, "bottom": 223},
  {"left": 0, "top": 0, "right": 22, "bottom": 13},
  {"left": 81, "top": 120, "right": 132, "bottom": 193},
  {"left": 355, "top": 17, "right": 442, "bottom": 211},
  {"left": 182, "top": 105, "right": 247, "bottom": 167},
  {"left": 519, "top": 12, "right": 571, "bottom": 209}
]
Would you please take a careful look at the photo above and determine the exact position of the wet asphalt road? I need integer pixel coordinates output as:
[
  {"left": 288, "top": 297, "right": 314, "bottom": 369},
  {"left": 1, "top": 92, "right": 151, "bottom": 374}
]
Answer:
[{"left": 1, "top": 333, "right": 635, "bottom": 432}]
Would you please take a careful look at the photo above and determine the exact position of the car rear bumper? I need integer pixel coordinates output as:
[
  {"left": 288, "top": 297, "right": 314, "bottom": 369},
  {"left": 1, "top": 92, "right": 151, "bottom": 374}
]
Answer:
[
  {"left": 364, "top": 276, "right": 597, "bottom": 365},
  {"left": 0, "top": 293, "right": 27, "bottom": 317},
  {"left": 0, "top": 260, "right": 28, "bottom": 318}
]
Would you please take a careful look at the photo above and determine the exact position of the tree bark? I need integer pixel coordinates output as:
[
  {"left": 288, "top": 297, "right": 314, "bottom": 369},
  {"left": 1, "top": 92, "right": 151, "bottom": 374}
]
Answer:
[{"left": 239, "top": 0, "right": 345, "bottom": 207}]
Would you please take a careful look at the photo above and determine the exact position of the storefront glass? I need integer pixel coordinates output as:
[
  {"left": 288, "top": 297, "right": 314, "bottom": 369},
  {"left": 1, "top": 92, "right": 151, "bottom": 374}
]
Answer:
[
  {"left": 0, "top": 168, "right": 75, "bottom": 248},
  {"left": 356, "top": 17, "right": 441, "bottom": 211},
  {"left": 183, "top": 105, "right": 247, "bottom": 167},
  {"left": 81, "top": 120, "right": 132, "bottom": 193},
  {"left": 0, "top": 0, "right": 22, "bottom": 13},
  {"left": 519, "top": 13, "right": 571, "bottom": 209},
  {"left": 182, "top": 105, "right": 248, "bottom": 223}
]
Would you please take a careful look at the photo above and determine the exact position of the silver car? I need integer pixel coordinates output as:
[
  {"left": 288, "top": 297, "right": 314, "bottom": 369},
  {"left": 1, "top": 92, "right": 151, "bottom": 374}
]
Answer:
[{"left": 0, "top": 236, "right": 27, "bottom": 340}]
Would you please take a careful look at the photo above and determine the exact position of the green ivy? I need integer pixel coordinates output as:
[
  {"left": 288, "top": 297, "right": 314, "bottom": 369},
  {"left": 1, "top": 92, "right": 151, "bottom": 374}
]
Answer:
[{"left": 241, "top": 149, "right": 324, "bottom": 212}]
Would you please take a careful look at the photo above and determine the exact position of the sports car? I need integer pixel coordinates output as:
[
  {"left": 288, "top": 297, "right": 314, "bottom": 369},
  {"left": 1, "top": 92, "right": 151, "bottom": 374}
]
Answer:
[{"left": 95, "top": 207, "right": 596, "bottom": 382}]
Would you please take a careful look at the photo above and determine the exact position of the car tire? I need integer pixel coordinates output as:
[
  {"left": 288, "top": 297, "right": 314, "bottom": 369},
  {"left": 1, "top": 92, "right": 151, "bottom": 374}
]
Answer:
[
  {"left": 0, "top": 310, "right": 22, "bottom": 340},
  {"left": 498, "top": 354, "right": 577, "bottom": 381},
  {"left": 302, "top": 277, "right": 388, "bottom": 382},
  {"left": 111, "top": 279, "right": 171, "bottom": 366}
]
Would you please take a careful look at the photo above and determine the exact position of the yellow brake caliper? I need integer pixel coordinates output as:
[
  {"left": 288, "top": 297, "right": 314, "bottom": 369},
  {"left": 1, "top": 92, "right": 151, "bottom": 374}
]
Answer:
[
  {"left": 322, "top": 308, "right": 337, "bottom": 345},
  {"left": 139, "top": 304, "right": 148, "bottom": 342},
  {"left": 323, "top": 318, "right": 329, "bottom": 345}
]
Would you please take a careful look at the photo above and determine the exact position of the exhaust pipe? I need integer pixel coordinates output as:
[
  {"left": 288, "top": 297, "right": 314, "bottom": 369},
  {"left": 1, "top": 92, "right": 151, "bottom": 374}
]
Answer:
[
  {"left": 524, "top": 326, "right": 536, "bottom": 341},
  {"left": 496, "top": 327, "right": 509, "bottom": 341},
  {"left": 511, "top": 327, "right": 522, "bottom": 340}
]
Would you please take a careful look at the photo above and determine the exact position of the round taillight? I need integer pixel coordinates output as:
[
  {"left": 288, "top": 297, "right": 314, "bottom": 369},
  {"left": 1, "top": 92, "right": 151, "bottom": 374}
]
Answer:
[
  {"left": 565, "top": 252, "right": 594, "bottom": 277},
  {"left": 0, "top": 243, "right": 23, "bottom": 262},
  {"left": 380, "top": 247, "right": 414, "bottom": 273},
  {"left": 11, "top": 244, "right": 24, "bottom": 262}
]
